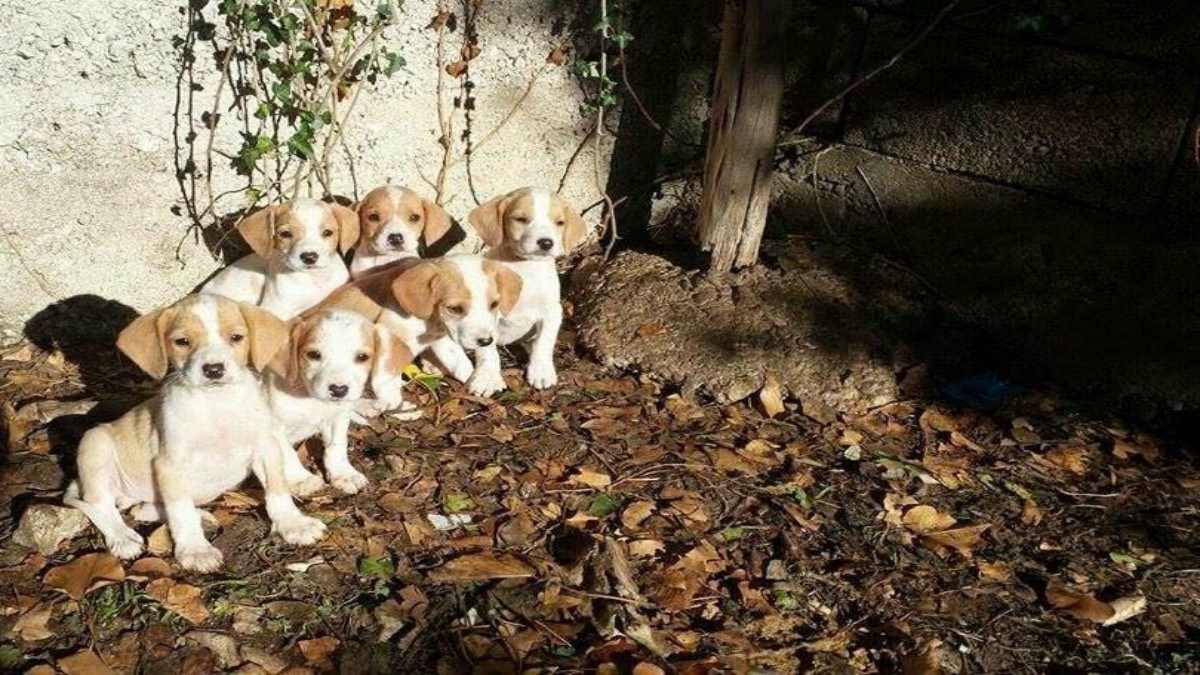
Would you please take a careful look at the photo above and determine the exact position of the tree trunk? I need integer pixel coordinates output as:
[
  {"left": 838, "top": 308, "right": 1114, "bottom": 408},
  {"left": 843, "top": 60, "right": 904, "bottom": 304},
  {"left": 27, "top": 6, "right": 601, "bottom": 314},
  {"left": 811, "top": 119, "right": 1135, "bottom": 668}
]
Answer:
[{"left": 697, "top": 0, "right": 788, "bottom": 273}]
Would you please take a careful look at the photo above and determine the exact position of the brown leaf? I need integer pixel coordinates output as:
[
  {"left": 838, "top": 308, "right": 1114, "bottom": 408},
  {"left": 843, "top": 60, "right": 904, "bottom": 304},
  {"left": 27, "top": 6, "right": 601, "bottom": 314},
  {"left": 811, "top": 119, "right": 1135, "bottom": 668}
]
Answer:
[
  {"left": 977, "top": 560, "right": 1013, "bottom": 582},
  {"left": 1103, "top": 595, "right": 1147, "bottom": 626},
  {"left": 919, "top": 408, "right": 959, "bottom": 434},
  {"left": 1045, "top": 578, "right": 1114, "bottom": 623},
  {"left": 901, "top": 638, "right": 946, "bottom": 675},
  {"left": 921, "top": 524, "right": 990, "bottom": 557},
  {"left": 1041, "top": 445, "right": 1091, "bottom": 475},
  {"left": 146, "top": 579, "right": 211, "bottom": 624},
  {"left": 127, "top": 557, "right": 173, "bottom": 581},
  {"left": 628, "top": 540, "right": 665, "bottom": 557},
  {"left": 460, "top": 43, "right": 481, "bottom": 61},
  {"left": 568, "top": 467, "right": 612, "bottom": 488},
  {"left": 8, "top": 603, "right": 54, "bottom": 642},
  {"left": 1021, "top": 499, "right": 1045, "bottom": 526},
  {"left": 147, "top": 525, "right": 173, "bottom": 557},
  {"left": 633, "top": 663, "right": 666, "bottom": 675},
  {"left": 621, "top": 501, "right": 655, "bottom": 530},
  {"left": 57, "top": 649, "right": 113, "bottom": 675},
  {"left": 426, "top": 10, "right": 452, "bottom": 30},
  {"left": 446, "top": 60, "right": 468, "bottom": 77},
  {"left": 758, "top": 376, "right": 785, "bottom": 418},
  {"left": 299, "top": 636, "right": 340, "bottom": 670},
  {"left": 901, "top": 505, "right": 956, "bottom": 534},
  {"left": 710, "top": 448, "right": 757, "bottom": 475},
  {"left": 635, "top": 322, "right": 666, "bottom": 338},
  {"left": 428, "top": 551, "right": 536, "bottom": 581},
  {"left": 547, "top": 46, "right": 568, "bottom": 65},
  {"left": 43, "top": 553, "right": 125, "bottom": 600}
]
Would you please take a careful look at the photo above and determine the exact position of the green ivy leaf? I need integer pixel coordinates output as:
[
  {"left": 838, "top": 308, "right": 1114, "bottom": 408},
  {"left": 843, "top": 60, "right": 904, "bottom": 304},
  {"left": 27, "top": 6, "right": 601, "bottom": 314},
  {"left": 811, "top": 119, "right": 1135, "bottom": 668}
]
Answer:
[
  {"left": 444, "top": 493, "right": 474, "bottom": 513},
  {"left": 587, "top": 493, "right": 624, "bottom": 517},
  {"left": 357, "top": 556, "right": 395, "bottom": 578}
]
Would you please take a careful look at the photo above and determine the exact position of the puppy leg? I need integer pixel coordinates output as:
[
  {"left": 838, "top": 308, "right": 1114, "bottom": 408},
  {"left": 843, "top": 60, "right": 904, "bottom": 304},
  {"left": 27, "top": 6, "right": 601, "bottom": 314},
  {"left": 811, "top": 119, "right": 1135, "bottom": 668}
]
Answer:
[
  {"left": 428, "top": 337, "right": 475, "bottom": 383},
  {"left": 64, "top": 429, "right": 144, "bottom": 559},
  {"left": 277, "top": 432, "right": 326, "bottom": 497},
  {"left": 322, "top": 412, "right": 368, "bottom": 494},
  {"left": 154, "top": 455, "right": 222, "bottom": 573},
  {"left": 525, "top": 304, "right": 562, "bottom": 389},
  {"left": 252, "top": 436, "right": 327, "bottom": 546},
  {"left": 466, "top": 344, "right": 506, "bottom": 397}
]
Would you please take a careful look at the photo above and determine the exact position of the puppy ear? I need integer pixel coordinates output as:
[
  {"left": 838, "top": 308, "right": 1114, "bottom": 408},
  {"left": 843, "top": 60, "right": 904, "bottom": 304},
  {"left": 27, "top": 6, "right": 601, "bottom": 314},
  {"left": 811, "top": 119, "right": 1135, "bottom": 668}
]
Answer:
[
  {"left": 390, "top": 262, "right": 441, "bottom": 320},
  {"left": 236, "top": 205, "right": 283, "bottom": 259},
  {"left": 117, "top": 308, "right": 170, "bottom": 379},
  {"left": 467, "top": 195, "right": 509, "bottom": 249},
  {"left": 331, "top": 203, "right": 361, "bottom": 253},
  {"left": 562, "top": 200, "right": 587, "bottom": 252},
  {"left": 422, "top": 198, "right": 453, "bottom": 246},
  {"left": 371, "top": 324, "right": 413, "bottom": 388},
  {"left": 486, "top": 261, "right": 524, "bottom": 315},
  {"left": 266, "top": 318, "right": 305, "bottom": 382},
  {"left": 238, "top": 302, "right": 289, "bottom": 372}
]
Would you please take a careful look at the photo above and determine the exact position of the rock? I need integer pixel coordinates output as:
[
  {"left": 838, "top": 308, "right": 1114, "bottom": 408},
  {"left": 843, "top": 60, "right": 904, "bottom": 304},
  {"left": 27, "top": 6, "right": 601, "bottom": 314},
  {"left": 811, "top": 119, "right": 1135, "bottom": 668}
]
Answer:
[
  {"left": 12, "top": 504, "right": 90, "bottom": 555},
  {"left": 574, "top": 252, "right": 900, "bottom": 413}
]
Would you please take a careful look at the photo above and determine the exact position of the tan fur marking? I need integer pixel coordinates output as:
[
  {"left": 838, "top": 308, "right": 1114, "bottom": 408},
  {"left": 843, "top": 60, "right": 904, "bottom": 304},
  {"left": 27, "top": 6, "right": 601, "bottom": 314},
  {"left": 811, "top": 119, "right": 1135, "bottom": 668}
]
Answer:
[
  {"left": 467, "top": 194, "right": 510, "bottom": 248},
  {"left": 238, "top": 302, "right": 289, "bottom": 372},
  {"left": 483, "top": 260, "right": 524, "bottom": 315},
  {"left": 330, "top": 203, "right": 360, "bottom": 253}
]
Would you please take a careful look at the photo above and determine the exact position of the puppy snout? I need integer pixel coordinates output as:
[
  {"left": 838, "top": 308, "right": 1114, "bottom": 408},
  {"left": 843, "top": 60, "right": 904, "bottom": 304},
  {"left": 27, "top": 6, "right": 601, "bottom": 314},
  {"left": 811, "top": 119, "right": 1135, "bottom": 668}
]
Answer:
[
  {"left": 328, "top": 384, "right": 350, "bottom": 399},
  {"left": 536, "top": 238, "right": 554, "bottom": 252},
  {"left": 387, "top": 233, "right": 405, "bottom": 248},
  {"left": 299, "top": 251, "right": 319, "bottom": 266},
  {"left": 202, "top": 362, "right": 226, "bottom": 380},
  {"left": 475, "top": 336, "right": 495, "bottom": 348}
]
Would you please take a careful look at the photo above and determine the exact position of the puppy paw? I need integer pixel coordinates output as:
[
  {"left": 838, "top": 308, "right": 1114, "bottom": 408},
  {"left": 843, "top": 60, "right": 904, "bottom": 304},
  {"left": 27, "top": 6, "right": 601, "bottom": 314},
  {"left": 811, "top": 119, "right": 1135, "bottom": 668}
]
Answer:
[
  {"left": 176, "top": 543, "right": 224, "bottom": 573},
  {"left": 388, "top": 400, "right": 423, "bottom": 421},
  {"left": 354, "top": 398, "right": 389, "bottom": 419},
  {"left": 328, "top": 467, "right": 369, "bottom": 494},
  {"left": 289, "top": 473, "right": 327, "bottom": 498},
  {"left": 526, "top": 360, "right": 558, "bottom": 389},
  {"left": 107, "top": 530, "right": 145, "bottom": 560},
  {"left": 274, "top": 514, "right": 327, "bottom": 546},
  {"left": 467, "top": 370, "right": 506, "bottom": 397}
]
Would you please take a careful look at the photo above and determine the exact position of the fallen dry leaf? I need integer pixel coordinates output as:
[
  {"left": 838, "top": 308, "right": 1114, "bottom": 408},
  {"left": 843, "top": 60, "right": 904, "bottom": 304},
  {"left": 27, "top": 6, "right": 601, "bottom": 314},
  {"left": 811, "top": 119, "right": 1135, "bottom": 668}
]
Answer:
[
  {"left": 621, "top": 501, "right": 655, "bottom": 530},
  {"left": 921, "top": 524, "right": 990, "bottom": 558},
  {"left": 1045, "top": 578, "right": 1114, "bottom": 623},
  {"left": 428, "top": 551, "right": 536, "bottom": 581},
  {"left": 977, "top": 560, "right": 1013, "bottom": 582},
  {"left": 901, "top": 505, "right": 957, "bottom": 534},
  {"left": 147, "top": 525, "right": 173, "bottom": 557},
  {"left": 43, "top": 552, "right": 125, "bottom": 600},
  {"left": 1103, "top": 595, "right": 1147, "bottom": 626},
  {"left": 8, "top": 603, "right": 54, "bottom": 642},
  {"left": 127, "top": 557, "right": 173, "bottom": 581},
  {"left": 299, "top": 636, "right": 340, "bottom": 670},
  {"left": 568, "top": 467, "right": 613, "bottom": 489},
  {"left": 628, "top": 540, "right": 665, "bottom": 557},
  {"left": 758, "top": 376, "right": 785, "bottom": 418},
  {"left": 57, "top": 649, "right": 113, "bottom": 675},
  {"left": 146, "top": 579, "right": 211, "bottom": 624}
]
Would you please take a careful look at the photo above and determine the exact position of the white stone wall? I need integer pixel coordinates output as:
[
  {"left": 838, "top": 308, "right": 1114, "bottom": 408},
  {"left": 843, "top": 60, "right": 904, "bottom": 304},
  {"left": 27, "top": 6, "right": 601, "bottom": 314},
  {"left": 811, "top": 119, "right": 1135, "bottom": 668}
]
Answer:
[{"left": 0, "top": 0, "right": 608, "bottom": 339}]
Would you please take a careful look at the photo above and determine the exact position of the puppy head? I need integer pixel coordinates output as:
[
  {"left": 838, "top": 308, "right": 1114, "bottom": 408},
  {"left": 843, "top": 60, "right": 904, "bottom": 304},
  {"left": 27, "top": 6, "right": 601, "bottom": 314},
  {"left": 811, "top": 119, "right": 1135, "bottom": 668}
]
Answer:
[
  {"left": 117, "top": 294, "right": 287, "bottom": 387},
  {"left": 468, "top": 187, "right": 587, "bottom": 259},
  {"left": 390, "top": 255, "right": 522, "bottom": 350},
  {"left": 356, "top": 185, "right": 452, "bottom": 256},
  {"left": 237, "top": 198, "right": 360, "bottom": 271},
  {"left": 271, "top": 310, "right": 412, "bottom": 402}
]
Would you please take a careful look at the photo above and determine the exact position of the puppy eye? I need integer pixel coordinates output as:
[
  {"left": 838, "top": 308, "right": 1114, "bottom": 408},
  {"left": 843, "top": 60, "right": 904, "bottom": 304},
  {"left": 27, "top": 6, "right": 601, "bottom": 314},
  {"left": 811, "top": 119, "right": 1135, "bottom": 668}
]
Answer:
[
  {"left": 355, "top": 352, "right": 370, "bottom": 363},
  {"left": 514, "top": 216, "right": 530, "bottom": 225},
  {"left": 229, "top": 333, "right": 245, "bottom": 343},
  {"left": 556, "top": 219, "right": 566, "bottom": 227},
  {"left": 278, "top": 230, "right": 294, "bottom": 239},
  {"left": 489, "top": 300, "right": 499, "bottom": 311},
  {"left": 305, "top": 350, "right": 322, "bottom": 361},
  {"left": 409, "top": 213, "right": 421, "bottom": 223},
  {"left": 367, "top": 213, "right": 380, "bottom": 222},
  {"left": 322, "top": 229, "right": 334, "bottom": 237},
  {"left": 445, "top": 304, "right": 465, "bottom": 316},
  {"left": 173, "top": 337, "right": 190, "bottom": 347}
]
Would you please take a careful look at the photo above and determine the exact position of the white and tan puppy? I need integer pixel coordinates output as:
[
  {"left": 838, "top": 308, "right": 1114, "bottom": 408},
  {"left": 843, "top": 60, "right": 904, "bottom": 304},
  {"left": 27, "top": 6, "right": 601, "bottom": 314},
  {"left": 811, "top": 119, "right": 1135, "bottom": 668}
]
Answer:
[
  {"left": 313, "top": 254, "right": 522, "bottom": 406},
  {"left": 349, "top": 185, "right": 453, "bottom": 279},
  {"left": 263, "top": 310, "right": 412, "bottom": 495},
  {"left": 63, "top": 294, "right": 326, "bottom": 572},
  {"left": 203, "top": 198, "right": 360, "bottom": 320},
  {"left": 468, "top": 187, "right": 587, "bottom": 389}
]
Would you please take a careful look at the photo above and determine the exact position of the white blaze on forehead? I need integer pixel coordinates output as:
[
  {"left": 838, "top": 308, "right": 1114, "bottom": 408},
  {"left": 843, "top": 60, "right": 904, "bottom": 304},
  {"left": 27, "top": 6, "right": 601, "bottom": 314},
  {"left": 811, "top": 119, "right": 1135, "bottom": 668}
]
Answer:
[
  {"left": 311, "top": 310, "right": 372, "bottom": 351},
  {"left": 529, "top": 188, "right": 553, "bottom": 225},
  {"left": 290, "top": 198, "right": 329, "bottom": 241},
  {"left": 384, "top": 185, "right": 406, "bottom": 209},
  {"left": 448, "top": 256, "right": 489, "bottom": 307},
  {"left": 194, "top": 295, "right": 225, "bottom": 347}
]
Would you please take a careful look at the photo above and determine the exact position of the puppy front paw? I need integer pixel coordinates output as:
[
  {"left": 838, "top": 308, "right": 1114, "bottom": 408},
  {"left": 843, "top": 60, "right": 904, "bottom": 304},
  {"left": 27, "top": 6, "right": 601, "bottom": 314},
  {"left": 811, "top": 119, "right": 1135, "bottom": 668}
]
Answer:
[
  {"left": 328, "top": 467, "right": 369, "bottom": 494},
  {"left": 289, "top": 473, "right": 327, "bottom": 498},
  {"left": 176, "top": 543, "right": 224, "bottom": 573},
  {"left": 467, "top": 370, "right": 506, "bottom": 397},
  {"left": 107, "top": 530, "right": 145, "bottom": 560},
  {"left": 274, "top": 514, "right": 327, "bottom": 546},
  {"left": 526, "top": 360, "right": 558, "bottom": 389}
]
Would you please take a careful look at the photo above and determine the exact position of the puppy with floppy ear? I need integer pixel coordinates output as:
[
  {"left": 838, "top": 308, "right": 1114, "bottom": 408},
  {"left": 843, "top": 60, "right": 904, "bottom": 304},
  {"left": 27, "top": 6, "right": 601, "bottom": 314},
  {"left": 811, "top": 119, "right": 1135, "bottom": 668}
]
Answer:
[
  {"left": 313, "top": 253, "right": 523, "bottom": 405},
  {"left": 262, "top": 310, "right": 413, "bottom": 495},
  {"left": 349, "top": 185, "right": 454, "bottom": 279},
  {"left": 202, "top": 198, "right": 361, "bottom": 320},
  {"left": 63, "top": 294, "right": 326, "bottom": 572},
  {"left": 467, "top": 186, "right": 589, "bottom": 390}
]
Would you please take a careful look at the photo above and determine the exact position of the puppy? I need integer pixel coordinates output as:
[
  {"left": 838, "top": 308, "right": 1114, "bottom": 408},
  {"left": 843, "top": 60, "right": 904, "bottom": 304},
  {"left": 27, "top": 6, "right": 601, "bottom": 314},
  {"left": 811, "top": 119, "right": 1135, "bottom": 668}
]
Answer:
[
  {"left": 467, "top": 187, "right": 587, "bottom": 389},
  {"left": 203, "top": 198, "right": 360, "bottom": 320},
  {"left": 349, "top": 185, "right": 453, "bottom": 280},
  {"left": 263, "top": 310, "right": 412, "bottom": 495},
  {"left": 63, "top": 294, "right": 326, "bottom": 572},
  {"left": 312, "top": 254, "right": 522, "bottom": 406}
]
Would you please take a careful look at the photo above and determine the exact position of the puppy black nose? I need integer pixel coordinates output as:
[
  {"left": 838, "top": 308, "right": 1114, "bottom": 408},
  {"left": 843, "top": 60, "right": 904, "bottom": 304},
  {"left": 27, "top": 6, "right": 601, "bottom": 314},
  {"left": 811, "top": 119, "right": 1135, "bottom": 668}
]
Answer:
[
  {"left": 387, "top": 233, "right": 405, "bottom": 248},
  {"left": 537, "top": 238, "right": 554, "bottom": 251},
  {"left": 202, "top": 363, "right": 225, "bottom": 380},
  {"left": 328, "top": 384, "right": 349, "bottom": 399},
  {"left": 300, "top": 251, "right": 319, "bottom": 265},
  {"left": 476, "top": 337, "right": 494, "bottom": 347}
]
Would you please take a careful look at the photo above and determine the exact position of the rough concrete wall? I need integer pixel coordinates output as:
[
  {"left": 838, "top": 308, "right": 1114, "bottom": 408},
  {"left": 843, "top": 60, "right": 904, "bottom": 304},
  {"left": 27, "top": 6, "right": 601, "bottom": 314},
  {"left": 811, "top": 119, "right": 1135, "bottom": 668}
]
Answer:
[{"left": 0, "top": 0, "right": 606, "bottom": 341}]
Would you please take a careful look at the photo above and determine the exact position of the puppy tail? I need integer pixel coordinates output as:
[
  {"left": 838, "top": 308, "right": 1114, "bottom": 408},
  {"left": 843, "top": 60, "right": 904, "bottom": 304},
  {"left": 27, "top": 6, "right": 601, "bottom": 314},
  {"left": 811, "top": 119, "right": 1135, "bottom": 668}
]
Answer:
[{"left": 62, "top": 480, "right": 113, "bottom": 532}]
